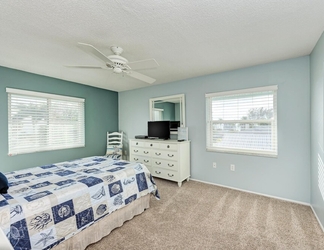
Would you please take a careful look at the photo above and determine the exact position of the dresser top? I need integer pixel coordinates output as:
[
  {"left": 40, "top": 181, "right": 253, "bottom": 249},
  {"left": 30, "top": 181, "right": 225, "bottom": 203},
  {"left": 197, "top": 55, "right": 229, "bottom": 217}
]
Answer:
[{"left": 130, "top": 139, "right": 190, "bottom": 144}]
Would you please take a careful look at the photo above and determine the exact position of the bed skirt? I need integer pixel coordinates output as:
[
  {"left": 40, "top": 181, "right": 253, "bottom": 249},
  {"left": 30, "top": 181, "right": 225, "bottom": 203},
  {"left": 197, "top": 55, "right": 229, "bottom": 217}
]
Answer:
[{"left": 53, "top": 194, "right": 150, "bottom": 250}]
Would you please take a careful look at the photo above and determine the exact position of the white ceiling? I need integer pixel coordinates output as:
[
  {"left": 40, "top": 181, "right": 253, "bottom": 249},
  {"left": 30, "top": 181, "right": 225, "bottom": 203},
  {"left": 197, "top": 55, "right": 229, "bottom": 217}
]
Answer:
[{"left": 1, "top": 1, "right": 324, "bottom": 92}]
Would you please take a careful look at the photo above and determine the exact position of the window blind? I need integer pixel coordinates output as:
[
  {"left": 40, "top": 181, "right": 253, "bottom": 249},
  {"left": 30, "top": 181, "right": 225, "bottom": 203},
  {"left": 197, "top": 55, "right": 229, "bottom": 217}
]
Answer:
[
  {"left": 7, "top": 88, "right": 85, "bottom": 155},
  {"left": 206, "top": 85, "right": 278, "bottom": 157}
]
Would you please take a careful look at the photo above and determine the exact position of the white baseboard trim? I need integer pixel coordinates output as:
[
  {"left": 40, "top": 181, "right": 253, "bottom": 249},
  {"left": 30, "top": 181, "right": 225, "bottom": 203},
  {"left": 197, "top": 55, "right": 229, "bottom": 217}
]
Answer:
[
  {"left": 310, "top": 205, "right": 324, "bottom": 233},
  {"left": 190, "top": 178, "right": 310, "bottom": 206}
]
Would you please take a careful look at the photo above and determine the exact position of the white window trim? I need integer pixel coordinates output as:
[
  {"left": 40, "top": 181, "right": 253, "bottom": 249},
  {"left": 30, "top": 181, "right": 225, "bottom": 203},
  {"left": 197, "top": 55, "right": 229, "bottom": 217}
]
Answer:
[
  {"left": 206, "top": 85, "right": 278, "bottom": 157},
  {"left": 6, "top": 88, "right": 84, "bottom": 103},
  {"left": 7, "top": 88, "right": 85, "bottom": 156},
  {"left": 205, "top": 85, "right": 278, "bottom": 98}
]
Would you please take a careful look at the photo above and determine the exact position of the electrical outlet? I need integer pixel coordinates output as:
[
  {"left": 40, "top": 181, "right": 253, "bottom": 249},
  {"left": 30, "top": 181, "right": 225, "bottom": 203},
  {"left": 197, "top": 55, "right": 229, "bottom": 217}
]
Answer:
[
  {"left": 213, "top": 162, "right": 217, "bottom": 168},
  {"left": 230, "top": 164, "right": 235, "bottom": 171}
]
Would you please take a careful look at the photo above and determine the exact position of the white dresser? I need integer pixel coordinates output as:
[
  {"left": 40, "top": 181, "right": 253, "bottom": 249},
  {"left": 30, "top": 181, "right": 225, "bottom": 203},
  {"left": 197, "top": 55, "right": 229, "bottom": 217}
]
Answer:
[{"left": 129, "top": 139, "right": 190, "bottom": 187}]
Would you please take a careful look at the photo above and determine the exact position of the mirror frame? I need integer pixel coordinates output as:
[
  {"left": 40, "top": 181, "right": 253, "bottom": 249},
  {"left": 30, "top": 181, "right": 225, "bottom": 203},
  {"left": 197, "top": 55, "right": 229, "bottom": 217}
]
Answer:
[{"left": 149, "top": 94, "right": 185, "bottom": 134}]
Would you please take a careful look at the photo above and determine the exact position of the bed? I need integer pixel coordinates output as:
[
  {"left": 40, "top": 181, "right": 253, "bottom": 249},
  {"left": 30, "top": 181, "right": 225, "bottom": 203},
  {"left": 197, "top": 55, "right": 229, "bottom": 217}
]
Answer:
[{"left": 0, "top": 156, "right": 159, "bottom": 250}]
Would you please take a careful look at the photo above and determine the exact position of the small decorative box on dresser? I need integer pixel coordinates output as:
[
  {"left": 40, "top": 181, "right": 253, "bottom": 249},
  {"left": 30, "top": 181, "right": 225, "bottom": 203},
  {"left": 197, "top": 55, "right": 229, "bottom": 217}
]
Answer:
[{"left": 129, "top": 139, "right": 190, "bottom": 187}]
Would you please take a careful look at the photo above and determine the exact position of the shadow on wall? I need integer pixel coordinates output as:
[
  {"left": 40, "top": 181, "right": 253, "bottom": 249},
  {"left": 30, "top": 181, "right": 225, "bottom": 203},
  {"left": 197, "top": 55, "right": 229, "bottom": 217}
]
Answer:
[
  {"left": 318, "top": 153, "right": 324, "bottom": 201},
  {"left": 123, "top": 131, "right": 129, "bottom": 161}
]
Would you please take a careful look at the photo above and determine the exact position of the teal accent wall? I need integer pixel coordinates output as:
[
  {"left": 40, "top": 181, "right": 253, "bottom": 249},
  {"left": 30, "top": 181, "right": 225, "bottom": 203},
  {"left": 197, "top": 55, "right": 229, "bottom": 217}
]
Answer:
[
  {"left": 310, "top": 31, "right": 324, "bottom": 229},
  {"left": 119, "top": 56, "right": 310, "bottom": 203},
  {"left": 155, "top": 102, "right": 175, "bottom": 121},
  {"left": 0, "top": 66, "right": 118, "bottom": 172},
  {"left": 175, "top": 103, "right": 180, "bottom": 121}
]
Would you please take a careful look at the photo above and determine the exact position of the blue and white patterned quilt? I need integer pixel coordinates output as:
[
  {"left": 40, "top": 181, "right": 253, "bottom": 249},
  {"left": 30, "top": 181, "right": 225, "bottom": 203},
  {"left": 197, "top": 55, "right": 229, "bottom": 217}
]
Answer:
[{"left": 0, "top": 156, "right": 159, "bottom": 250}]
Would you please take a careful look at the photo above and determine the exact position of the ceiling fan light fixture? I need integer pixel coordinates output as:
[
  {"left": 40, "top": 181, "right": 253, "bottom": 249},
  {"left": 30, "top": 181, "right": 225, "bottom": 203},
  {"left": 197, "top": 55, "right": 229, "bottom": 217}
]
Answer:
[{"left": 113, "top": 67, "right": 123, "bottom": 74}]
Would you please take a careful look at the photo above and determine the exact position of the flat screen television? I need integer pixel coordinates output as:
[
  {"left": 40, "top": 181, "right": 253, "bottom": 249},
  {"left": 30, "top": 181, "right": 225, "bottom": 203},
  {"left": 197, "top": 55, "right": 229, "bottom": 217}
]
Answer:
[{"left": 148, "top": 121, "right": 170, "bottom": 140}]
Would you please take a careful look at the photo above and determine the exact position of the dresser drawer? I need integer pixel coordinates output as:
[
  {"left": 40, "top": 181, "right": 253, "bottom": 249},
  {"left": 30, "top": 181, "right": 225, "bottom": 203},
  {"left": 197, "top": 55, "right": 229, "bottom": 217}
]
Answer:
[
  {"left": 152, "top": 167, "right": 179, "bottom": 181},
  {"left": 131, "top": 140, "right": 145, "bottom": 147},
  {"left": 129, "top": 155, "right": 152, "bottom": 167},
  {"left": 131, "top": 147, "right": 151, "bottom": 156},
  {"left": 152, "top": 150, "right": 178, "bottom": 160},
  {"left": 145, "top": 141, "right": 160, "bottom": 149},
  {"left": 159, "top": 143, "right": 177, "bottom": 151},
  {"left": 152, "top": 159, "right": 178, "bottom": 171}
]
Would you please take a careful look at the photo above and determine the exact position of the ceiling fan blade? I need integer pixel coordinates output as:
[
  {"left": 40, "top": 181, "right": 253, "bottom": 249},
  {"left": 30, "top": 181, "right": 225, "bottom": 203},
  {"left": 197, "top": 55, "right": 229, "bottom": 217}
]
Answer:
[
  {"left": 127, "top": 71, "right": 156, "bottom": 84},
  {"left": 77, "top": 42, "right": 111, "bottom": 63},
  {"left": 65, "top": 65, "right": 105, "bottom": 69},
  {"left": 127, "top": 59, "right": 159, "bottom": 70}
]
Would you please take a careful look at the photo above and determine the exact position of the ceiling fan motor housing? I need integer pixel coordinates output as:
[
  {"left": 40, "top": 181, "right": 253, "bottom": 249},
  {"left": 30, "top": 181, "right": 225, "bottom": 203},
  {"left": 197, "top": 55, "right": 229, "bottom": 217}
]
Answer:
[
  {"left": 107, "top": 54, "right": 129, "bottom": 72},
  {"left": 108, "top": 55, "right": 128, "bottom": 64}
]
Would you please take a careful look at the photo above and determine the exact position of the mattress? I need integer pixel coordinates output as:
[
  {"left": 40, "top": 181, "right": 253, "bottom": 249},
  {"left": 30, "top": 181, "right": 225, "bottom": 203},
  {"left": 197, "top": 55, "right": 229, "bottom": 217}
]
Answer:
[{"left": 0, "top": 156, "right": 159, "bottom": 250}]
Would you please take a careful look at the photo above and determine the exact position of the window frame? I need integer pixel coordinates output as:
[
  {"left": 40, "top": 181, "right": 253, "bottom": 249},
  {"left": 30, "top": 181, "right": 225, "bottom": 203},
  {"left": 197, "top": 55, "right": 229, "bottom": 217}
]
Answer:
[
  {"left": 7, "top": 88, "right": 85, "bottom": 156},
  {"left": 205, "top": 85, "right": 278, "bottom": 157},
  {"left": 153, "top": 108, "right": 164, "bottom": 121}
]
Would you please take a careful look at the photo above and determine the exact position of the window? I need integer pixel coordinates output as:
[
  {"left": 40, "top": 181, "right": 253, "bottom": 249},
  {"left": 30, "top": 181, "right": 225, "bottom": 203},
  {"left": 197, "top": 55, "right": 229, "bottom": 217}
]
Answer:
[
  {"left": 154, "top": 108, "right": 164, "bottom": 120},
  {"left": 7, "top": 88, "right": 85, "bottom": 155},
  {"left": 206, "top": 85, "right": 277, "bottom": 157}
]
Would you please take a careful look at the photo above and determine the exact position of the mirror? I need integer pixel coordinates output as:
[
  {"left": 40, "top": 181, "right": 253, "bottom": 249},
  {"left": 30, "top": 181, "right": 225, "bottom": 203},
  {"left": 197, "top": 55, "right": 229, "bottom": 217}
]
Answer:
[{"left": 149, "top": 94, "right": 185, "bottom": 134}]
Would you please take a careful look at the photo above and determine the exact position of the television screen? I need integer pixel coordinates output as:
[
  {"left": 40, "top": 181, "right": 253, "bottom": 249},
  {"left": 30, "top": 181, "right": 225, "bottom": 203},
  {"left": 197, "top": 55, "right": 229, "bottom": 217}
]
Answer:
[{"left": 148, "top": 121, "right": 170, "bottom": 139}]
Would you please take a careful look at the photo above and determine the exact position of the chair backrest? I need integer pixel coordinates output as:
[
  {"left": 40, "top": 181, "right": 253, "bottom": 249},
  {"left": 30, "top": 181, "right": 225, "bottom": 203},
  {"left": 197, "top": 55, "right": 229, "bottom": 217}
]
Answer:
[
  {"left": 106, "top": 132, "right": 123, "bottom": 159},
  {"left": 107, "top": 132, "right": 123, "bottom": 147}
]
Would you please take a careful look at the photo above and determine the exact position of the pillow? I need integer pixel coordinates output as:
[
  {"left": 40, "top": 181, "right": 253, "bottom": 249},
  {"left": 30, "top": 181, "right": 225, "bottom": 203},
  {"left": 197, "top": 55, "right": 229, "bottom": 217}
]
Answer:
[
  {"left": 0, "top": 172, "right": 9, "bottom": 194},
  {"left": 106, "top": 146, "right": 122, "bottom": 160}
]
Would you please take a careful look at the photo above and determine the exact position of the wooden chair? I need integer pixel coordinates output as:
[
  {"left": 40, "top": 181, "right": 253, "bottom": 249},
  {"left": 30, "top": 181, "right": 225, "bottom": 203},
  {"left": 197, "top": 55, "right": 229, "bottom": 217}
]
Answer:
[{"left": 106, "top": 132, "right": 123, "bottom": 160}]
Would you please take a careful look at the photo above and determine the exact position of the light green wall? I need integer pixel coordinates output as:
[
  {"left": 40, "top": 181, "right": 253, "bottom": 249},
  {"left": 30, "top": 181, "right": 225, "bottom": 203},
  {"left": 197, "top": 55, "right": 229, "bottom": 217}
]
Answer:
[
  {"left": 310, "top": 31, "right": 324, "bottom": 230},
  {"left": 0, "top": 66, "right": 118, "bottom": 172},
  {"left": 119, "top": 56, "right": 310, "bottom": 203}
]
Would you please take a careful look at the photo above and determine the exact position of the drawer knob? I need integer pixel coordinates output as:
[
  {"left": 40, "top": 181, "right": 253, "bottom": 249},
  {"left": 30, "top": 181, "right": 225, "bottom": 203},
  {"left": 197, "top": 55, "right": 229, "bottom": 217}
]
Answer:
[
  {"left": 136, "top": 142, "right": 138, "bottom": 145},
  {"left": 155, "top": 171, "right": 161, "bottom": 174},
  {"left": 168, "top": 164, "right": 174, "bottom": 167},
  {"left": 167, "top": 145, "right": 170, "bottom": 148},
  {"left": 150, "top": 144, "right": 153, "bottom": 147},
  {"left": 156, "top": 162, "right": 161, "bottom": 165},
  {"left": 168, "top": 154, "right": 174, "bottom": 157},
  {"left": 155, "top": 152, "right": 161, "bottom": 156},
  {"left": 144, "top": 151, "right": 149, "bottom": 154},
  {"left": 144, "top": 160, "right": 149, "bottom": 163},
  {"left": 134, "top": 158, "right": 138, "bottom": 161},
  {"left": 134, "top": 150, "right": 138, "bottom": 152},
  {"left": 168, "top": 173, "right": 174, "bottom": 177}
]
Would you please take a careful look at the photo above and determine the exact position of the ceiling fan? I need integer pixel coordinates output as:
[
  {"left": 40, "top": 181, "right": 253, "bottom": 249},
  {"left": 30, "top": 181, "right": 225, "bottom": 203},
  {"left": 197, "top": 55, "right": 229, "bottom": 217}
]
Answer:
[{"left": 66, "top": 42, "right": 159, "bottom": 84}]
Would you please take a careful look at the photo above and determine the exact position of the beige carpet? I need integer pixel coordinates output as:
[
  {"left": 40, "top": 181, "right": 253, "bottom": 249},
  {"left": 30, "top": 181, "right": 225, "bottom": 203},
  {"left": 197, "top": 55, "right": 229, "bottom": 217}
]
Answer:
[{"left": 87, "top": 178, "right": 324, "bottom": 250}]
